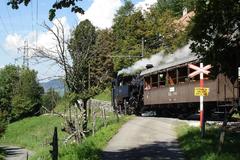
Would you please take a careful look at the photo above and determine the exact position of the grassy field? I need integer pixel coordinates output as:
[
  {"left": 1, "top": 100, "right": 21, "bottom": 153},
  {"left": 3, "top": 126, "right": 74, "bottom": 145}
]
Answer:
[
  {"left": 0, "top": 111, "right": 131, "bottom": 160},
  {"left": 0, "top": 115, "right": 65, "bottom": 150},
  {"left": 58, "top": 116, "right": 131, "bottom": 160},
  {"left": 176, "top": 124, "right": 240, "bottom": 160},
  {"left": 94, "top": 88, "right": 111, "bottom": 102}
]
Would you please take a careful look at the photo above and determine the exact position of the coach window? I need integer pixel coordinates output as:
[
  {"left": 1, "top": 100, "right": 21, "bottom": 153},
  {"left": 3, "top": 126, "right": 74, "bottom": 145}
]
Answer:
[
  {"left": 144, "top": 76, "right": 151, "bottom": 90},
  {"left": 159, "top": 72, "right": 166, "bottom": 87},
  {"left": 167, "top": 69, "right": 176, "bottom": 86},
  {"left": 151, "top": 74, "right": 158, "bottom": 88},
  {"left": 178, "top": 66, "right": 188, "bottom": 84}
]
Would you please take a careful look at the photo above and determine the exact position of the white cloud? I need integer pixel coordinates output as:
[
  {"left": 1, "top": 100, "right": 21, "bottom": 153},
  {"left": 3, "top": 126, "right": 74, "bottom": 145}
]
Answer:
[
  {"left": 4, "top": 16, "right": 70, "bottom": 57},
  {"left": 77, "top": 0, "right": 122, "bottom": 29},
  {"left": 4, "top": 34, "right": 24, "bottom": 54},
  {"left": 37, "top": 17, "right": 70, "bottom": 52},
  {"left": 135, "top": 0, "right": 157, "bottom": 12}
]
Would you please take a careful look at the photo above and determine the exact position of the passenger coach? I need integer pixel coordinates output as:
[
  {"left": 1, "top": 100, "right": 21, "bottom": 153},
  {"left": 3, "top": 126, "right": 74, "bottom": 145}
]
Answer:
[{"left": 140, "top": 55, "right": 238, "bottom": 117}]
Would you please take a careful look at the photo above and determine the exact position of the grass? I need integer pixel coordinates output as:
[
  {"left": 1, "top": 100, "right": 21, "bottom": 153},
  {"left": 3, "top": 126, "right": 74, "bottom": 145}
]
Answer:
[
  {"left": 176, "top": 123, "right": 240, "bottom": 160},
  {"left": 0, "top": 109, "right": 132, "bottom": 160},
  {"left": 0, "top": 115, "right": 65, "bottom": 150},
  {"left": 0, "top": 115, "right": 66, "bottom": 160},
  {"left": 94, "top": 88, "right": 111, "bottom": 101},
  {"left": 58, "top": 116, "right": 132, "bottom": 160}
]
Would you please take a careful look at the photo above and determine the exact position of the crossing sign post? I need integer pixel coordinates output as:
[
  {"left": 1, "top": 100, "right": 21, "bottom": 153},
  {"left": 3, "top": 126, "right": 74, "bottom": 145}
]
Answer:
[{"left": 188, "top": 63, "right": 211, "bottom": 138}]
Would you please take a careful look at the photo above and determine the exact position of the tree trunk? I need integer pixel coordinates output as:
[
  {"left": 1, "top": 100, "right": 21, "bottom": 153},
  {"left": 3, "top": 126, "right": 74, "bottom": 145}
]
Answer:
[
  {"left": 82, "top": 99, "right": 88, "bottom": 132},
  {"left": 218, "top": 105, "right": 236, "bottom": 152}
]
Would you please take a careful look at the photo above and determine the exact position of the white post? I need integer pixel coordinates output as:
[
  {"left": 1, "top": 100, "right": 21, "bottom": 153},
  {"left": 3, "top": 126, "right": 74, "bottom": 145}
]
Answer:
[{"left": 200, "top": 63, "right": 205, "bottom": 137}]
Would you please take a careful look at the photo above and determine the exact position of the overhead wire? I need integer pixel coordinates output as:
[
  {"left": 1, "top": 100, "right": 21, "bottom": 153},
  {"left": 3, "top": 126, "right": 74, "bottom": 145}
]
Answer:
[
  {"left": 5, "top": 5, "right": 15, "bottom": 33},
  {"left": 36, "top": 0, "right": 39, "bottom": 47},
  {"left": 31, "top": 0, "right": 34, "bottom": 33},
  {"left": 0, "top": 15, "right": 10, "bottom": 36}
]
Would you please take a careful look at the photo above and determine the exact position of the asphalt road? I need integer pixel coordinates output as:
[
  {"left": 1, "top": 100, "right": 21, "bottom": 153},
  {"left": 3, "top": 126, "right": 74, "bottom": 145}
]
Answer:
[
  {"left": 102, "top": 117, "right": 185, "bottom": 160},
  {"left": 0, "top": 146, "right": 32, "bottom": 160}
]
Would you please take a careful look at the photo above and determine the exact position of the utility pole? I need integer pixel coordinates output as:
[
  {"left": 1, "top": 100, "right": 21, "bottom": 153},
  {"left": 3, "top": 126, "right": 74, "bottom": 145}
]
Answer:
[
  {"left": 21, "top": 40, "right": 29, "bottom": 68},
  {"left": 141, "top": 37, "right": 144, "bottom": 58},
  {"left": 88, "top": 63, "right": 90, "bottom": 89}
]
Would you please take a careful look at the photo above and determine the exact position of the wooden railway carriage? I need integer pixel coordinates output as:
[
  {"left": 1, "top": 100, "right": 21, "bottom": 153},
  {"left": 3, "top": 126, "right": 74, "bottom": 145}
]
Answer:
[{"left": 140, "top": 55, "right": 238, "bottom": 117}]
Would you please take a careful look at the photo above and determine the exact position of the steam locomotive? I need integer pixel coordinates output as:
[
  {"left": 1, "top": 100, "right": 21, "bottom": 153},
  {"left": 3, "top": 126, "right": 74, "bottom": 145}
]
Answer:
[{"left": 112, "top": 55, "right": 239, "bottom": 118}]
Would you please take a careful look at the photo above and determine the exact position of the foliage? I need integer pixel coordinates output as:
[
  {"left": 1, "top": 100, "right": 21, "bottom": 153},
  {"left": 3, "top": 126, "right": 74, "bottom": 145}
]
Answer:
[
  {"left": 58, "top": 116, "right": 132, "bottom": 160},
  {"left": 7, "top": 0, "right": 84, "bottom": 21},
  {"left": 112, "top": 1, "right": 145, "bottom": 71},
  {"left": 0, "top": 65, "right": 19, "bottom": 114},
  {"left": 68, "top": 19, "right": 97, "bottom": 99},
  {"left": 0, "top": 147, "right": 4, "bottom": 160},
  {"left": 0, "top": 103, "right": 131, "bottom": 160},
  {"left": 92, "top": 29, "right": 114, "bottom": 90},
  {"left": 176, "top": 124, "right": 240, "bottom": 160},
  {"left": 189, "top": 0, "right": 240, "bottom": 81},
  {"left": 112, "top": 0, "right": 193, "bottom": 72},
  {"left": 42, "top": 88, "right": 61, "bottom": 112},
  {"left": 0, "top": 65, "right": 19, "bottom": 136},
  {"left": 11, "top": 68, "right": 44, "bottom": 120},
  {"left": 94, "top": 88, "right": 111, "bottom": 102},
  {"left": 0, "top": 65, "right": 43, "bottom": 122},
  {"left": 156, "top": 0, "right": 196, "bottom": 17}
]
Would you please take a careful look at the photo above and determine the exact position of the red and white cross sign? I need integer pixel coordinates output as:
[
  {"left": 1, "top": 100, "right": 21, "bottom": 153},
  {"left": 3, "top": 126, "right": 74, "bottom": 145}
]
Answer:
[
  {"left": 188, "top": 63, "right": 211, "bottom": 137},
  {"left": 188, "top": 64, "right": 211, "bottom": 78}
]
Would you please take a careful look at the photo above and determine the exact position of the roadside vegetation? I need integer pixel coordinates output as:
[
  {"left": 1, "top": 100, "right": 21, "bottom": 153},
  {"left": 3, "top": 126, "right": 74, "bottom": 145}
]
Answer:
[
  {"left": 176, "top": 124, "right": 240, "bottom": 160},
  {"left": 0, "top": 97, "right": 131, "bottom": 160},
  {"left": 94, "top": 88, "right": 111, "bottom": 102}
]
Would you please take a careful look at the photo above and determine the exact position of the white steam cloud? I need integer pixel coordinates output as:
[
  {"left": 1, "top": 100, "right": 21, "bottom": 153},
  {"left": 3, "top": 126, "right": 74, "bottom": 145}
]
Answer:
[{"left": 118, "top": 44, "right": 192, "bottom": 75}]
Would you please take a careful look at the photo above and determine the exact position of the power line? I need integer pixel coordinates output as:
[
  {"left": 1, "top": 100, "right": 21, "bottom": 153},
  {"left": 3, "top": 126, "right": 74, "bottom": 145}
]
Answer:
[
  {"left": 31, "top": 0, "right": 34, "bottom": 33},
  {"left": 0, "top": 15, "right": 10, "bottom": 35},
  {"left": 36, "top": 0, "right": 39, "bottom": 47},
  {"left": 5, "top": 6, "right": 15, "bottom": 33}
]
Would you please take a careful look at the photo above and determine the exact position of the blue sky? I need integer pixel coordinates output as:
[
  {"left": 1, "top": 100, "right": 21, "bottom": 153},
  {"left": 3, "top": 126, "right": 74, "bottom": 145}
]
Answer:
[{"left": 0, "top": 0, "right": 157, "bottom": 81}]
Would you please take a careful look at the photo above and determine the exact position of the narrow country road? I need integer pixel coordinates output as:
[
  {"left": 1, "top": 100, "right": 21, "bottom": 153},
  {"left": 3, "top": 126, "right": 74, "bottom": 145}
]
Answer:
[
  {"left": 102, "top": 117, "right": 185, "bottom": 160},
  {"left": 0, "top": 146, "right": 32, "bottom": 160}
]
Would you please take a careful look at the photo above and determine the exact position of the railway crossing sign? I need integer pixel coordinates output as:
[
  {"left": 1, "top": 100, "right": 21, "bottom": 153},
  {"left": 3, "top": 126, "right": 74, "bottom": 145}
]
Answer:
[
  {"left": 188, "top": 64, "right": 211, "bottom": 78},
  {"left": 188, "top": 63, "right": 212, "bottom": 138},
  {"left": 194, "top": 87, "right": 209, "bottom": 96}
]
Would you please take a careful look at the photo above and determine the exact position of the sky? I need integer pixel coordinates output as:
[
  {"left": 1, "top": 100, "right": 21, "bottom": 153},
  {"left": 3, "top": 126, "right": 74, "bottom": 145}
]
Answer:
[{"left": 0, "top": 0, "right": 157, "bottom": 82}]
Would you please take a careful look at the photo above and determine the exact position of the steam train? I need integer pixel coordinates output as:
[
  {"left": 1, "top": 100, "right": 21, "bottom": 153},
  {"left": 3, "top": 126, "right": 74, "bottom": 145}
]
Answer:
[{"left": 112, "top": 55, "right": 239, "bottom": 118}]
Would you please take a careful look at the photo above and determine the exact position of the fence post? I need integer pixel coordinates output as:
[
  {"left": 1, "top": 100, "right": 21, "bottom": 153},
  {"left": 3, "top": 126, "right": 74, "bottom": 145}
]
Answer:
[{"left": 49, "top": 127, "right": 58, "bottom": 160}]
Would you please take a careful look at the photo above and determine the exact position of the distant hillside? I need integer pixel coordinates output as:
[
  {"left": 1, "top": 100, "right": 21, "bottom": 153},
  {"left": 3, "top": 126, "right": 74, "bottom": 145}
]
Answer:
[{"left": 40, "top": 79, "right": 65, "bottom": 96}]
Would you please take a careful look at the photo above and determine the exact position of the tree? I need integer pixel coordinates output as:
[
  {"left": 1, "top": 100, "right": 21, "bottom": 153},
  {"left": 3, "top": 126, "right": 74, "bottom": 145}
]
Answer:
[
  {"left": 92, "top": 29, "right": 114, "bottom": 88},
  {"left": 7, "top": 0, "right": 84, "bottom": 21},
  {"left": 42, "top": 88, "right": 61, "bottom": 112},
  {"left": 189, "top": 0, "right": 240, "bottom": 151},
  {"left": 156, "top": 0, "right": 196, "bottom": 17},
  {"left": 0, "top": 65, "right": 19, "bottom": 136},
  {"left": 68, "top": 20, "right": 113, "bottom": 130},
  {"left": 189, "top": 0, "right": 240, "bottom": 81},
  {"left": 33, "top": 19, "right": 113, "bottom": 140},
  {"left": 112, "top": 0, "right": 146, "bottom": 71},
  {"left": 11, "top": 68, "right": 44, "bottom": 120},
  {"left": 0, "top": 65, "right": 19, "bottom": 115}
]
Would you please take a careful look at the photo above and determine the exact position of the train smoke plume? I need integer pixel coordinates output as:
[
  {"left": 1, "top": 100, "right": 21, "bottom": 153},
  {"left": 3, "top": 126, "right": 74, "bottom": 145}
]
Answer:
[{"left": 118, "top": 44, "right": 192, "bottom": 75}]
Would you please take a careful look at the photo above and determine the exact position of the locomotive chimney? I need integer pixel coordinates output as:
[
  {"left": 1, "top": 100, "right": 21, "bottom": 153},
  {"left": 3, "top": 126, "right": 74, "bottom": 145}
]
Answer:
[{"left": 146, "top": 64, "right": 153, "bottom": 69}]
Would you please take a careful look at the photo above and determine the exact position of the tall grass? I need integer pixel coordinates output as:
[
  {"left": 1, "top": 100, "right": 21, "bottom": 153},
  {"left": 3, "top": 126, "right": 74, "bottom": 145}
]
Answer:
[
  {"left": 94, "top": 88, "right": 111, "bottom": 102},
  {"left": 176, "top": 124, "right": 240, "bottom": 160},
  {"left": 0, "top": 111, "right": 131, "bottom": 160},
  {"left": 30, "top": 115, "right": 131, "bottom": 160},
  {"left": 0, "top": 115, "right": 65, "bottom": 150}
]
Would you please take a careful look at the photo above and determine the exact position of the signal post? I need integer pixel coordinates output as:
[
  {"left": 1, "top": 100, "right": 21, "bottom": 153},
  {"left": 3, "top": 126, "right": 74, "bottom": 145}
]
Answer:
[{"left": 188, "top": 63, "right": 211, "bottom": 138}]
